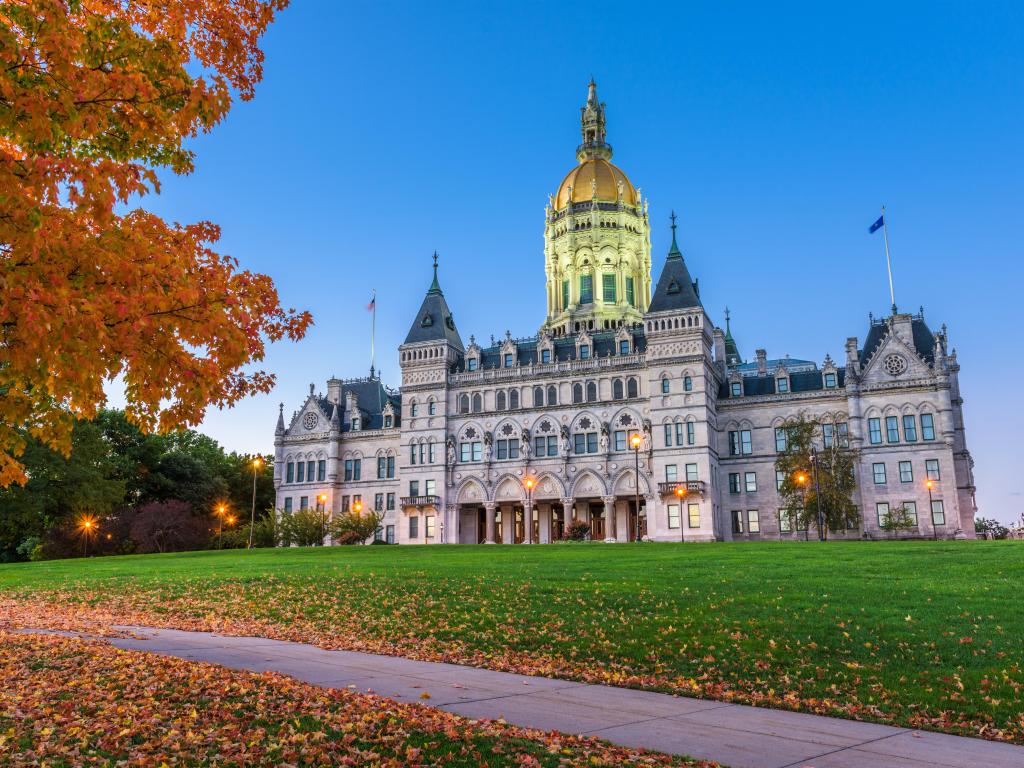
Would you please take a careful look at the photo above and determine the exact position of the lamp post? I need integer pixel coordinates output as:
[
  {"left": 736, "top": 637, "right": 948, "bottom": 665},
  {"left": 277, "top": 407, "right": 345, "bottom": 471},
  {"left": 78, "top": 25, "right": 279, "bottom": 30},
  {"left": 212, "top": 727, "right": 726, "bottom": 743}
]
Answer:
[
  {"left": 795, "top": 472, "right": 808, "bottom": 541},
  {"left": 524, "top": 477, "right": 535, "bottom": 544},
  {"left": 215, "top": 503, "right": 227, "bottom": 548},
  {"left": 811, "top": 448, "right": 824, "bottom": 542},
  {"left": 926, "top": 479, "right": 937, "bottom": 540},
  {"left": 247, "top": 456, "right": 262, "bottom": 549},
  {"left": 630, "top": 433, "right": 643, "bottom": 542},
  {"left": 320, "top": 493, "right": 330, "bottom": 544},
  {"left": 79, "top": 517, "right": 96, "bottom": 557},
  {"left": 675, "top": 485, "right": 686, "bottom": 543}
]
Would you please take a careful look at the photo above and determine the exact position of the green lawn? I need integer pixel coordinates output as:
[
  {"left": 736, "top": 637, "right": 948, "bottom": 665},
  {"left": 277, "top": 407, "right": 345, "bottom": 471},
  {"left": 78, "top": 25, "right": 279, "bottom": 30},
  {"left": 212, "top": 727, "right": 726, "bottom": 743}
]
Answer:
[{"left": 2, "top": 541, "right": 1023, "bottom": 743}]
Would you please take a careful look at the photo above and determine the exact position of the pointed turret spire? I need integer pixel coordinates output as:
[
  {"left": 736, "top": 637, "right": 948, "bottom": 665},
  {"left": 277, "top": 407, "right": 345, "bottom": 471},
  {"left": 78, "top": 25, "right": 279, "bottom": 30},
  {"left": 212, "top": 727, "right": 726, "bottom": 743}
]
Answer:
[
  {"left": 275, "top": 402, "right": 285, "bottom": 434},
  {"left": 428, "top": 251, "right": 442, "bottom": 295},
  {"left": 329, "top": 402, "right": 340, "bottom": 430},
  {"left": 724, "top": 307, "right": 742, "bottom": 366},
  {"left": 577, "top": 79, "right": 612, "bottom": 162},
  {"left": 667, "top": 210, "right": 681, "bottom": 258},
  {"left": 402, "top": 252, "right": 464, "bottom": 350},
  {"left": 648, "top": 213, "right": 702, "bottom": 313}
]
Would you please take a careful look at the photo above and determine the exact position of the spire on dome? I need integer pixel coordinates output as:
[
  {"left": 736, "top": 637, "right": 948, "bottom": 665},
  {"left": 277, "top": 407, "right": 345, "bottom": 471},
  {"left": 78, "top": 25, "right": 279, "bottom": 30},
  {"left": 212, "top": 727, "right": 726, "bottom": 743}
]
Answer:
[{"left": 577, "top": 79, "right": 612, "bottom": 162}]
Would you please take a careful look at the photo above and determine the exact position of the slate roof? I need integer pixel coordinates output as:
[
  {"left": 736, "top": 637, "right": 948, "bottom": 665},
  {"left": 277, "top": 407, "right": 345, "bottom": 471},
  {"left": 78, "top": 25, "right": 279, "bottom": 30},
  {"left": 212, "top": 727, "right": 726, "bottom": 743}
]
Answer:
[
  {"left": 648, "top": 229, "right": 702, "bottom": 313},
  {"left": 404, "top": 262, "right": 465, "bottom": 351},
  {"left": 316, "top": 378, "right": 400, "bottom": 432},
  {"left": 859, "top": 314, "right": 936, "bottom": 366},
  {"left": 733, "top": 358, "right": 817, "bottom": 376},
  {"left": 452, "top": 328, "right": 647, "bottom": 372},
  {"left": 719, "top": 368, "right": 846, "bottom": 399}
]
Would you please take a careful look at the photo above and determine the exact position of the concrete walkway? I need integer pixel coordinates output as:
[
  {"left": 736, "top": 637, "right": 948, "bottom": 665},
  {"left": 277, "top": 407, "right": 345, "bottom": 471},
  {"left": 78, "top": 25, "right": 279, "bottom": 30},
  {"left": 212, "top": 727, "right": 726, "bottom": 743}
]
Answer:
[{"left": 35, "top": 625, "right": 1024, "bottom": 768}]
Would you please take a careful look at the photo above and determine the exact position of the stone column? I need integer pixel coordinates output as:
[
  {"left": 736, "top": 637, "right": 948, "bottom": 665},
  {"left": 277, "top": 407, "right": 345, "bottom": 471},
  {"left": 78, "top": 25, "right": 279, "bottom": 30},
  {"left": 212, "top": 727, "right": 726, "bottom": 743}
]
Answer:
[
  {"left": 603, "top": 495, "right": 617, "bottom": 542},
  {"left": 524, "top": 500, "right": 534, "bottom": 544},
  {"left": 539, "top": 503, "right": 551, "bottom": 544},
  {"left": 484, "top": 501, "right": 497, "bottom": 544},
  {"left": 562, "top": 498, "right": 575, "bottom": 521},
  {"left": 502, "top": 506, "right": 514, "bottom": 544}
]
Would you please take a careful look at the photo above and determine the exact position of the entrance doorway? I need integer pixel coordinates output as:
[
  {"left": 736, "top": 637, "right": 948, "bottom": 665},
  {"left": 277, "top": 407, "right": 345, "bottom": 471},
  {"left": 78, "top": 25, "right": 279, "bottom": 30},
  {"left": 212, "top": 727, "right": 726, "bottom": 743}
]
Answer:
[
  {"left": 476, "top": 507, "right": 486, "bottom": 543},
  {"left": 550, "top": 505, "right": 565, "bottom": 541},
  {"left": 627, "top": 500, "right": 647, "bottom": 541},
  {"left": 589, "top": 502, "right": 605, "bottom": 540}
]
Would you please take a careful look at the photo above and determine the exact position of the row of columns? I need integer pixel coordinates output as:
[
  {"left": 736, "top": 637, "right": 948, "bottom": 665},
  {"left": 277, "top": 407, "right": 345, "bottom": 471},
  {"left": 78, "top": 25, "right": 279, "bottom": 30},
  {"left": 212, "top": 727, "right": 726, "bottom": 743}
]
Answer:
[{"left": 480, "top": 495, "right": 638, "bottom": 544}]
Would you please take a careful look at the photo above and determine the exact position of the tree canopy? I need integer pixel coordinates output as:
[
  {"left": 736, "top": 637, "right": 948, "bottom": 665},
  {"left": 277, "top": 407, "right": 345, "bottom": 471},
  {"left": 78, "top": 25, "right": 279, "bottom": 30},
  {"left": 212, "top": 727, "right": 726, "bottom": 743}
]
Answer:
[
  {"left": 0, "top": 0, "right": 310, "bottom": 487},
  {"left": 0, "top": 408, "right": 275, "bottom": 561}
]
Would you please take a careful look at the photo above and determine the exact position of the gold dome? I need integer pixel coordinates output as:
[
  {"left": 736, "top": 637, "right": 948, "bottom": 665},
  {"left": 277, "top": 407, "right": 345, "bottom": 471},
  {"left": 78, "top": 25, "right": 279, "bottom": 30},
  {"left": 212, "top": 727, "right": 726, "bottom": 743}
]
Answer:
[{"left": 554, "top": 158, "right": 638, "bottom": 209}]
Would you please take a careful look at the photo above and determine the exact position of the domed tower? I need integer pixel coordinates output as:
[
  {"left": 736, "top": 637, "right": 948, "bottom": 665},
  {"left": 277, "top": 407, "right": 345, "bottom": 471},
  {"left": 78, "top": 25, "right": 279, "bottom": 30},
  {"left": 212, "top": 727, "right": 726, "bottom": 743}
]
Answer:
[{"left": 542, "top": 80, "right": 652, "bottom": 335}]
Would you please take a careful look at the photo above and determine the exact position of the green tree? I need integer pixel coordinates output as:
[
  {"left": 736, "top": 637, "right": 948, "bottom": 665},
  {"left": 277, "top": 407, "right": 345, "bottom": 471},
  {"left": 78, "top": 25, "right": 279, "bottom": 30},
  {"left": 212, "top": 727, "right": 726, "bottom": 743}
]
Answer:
[
  {"left": 775, "top": 415, "right": 859, "bottom": 539},
  {"left": 0, "top": 419, "right": 125, "bottom": 561},
  {"left": 278, "top": 508, "right": 325, "bottom": 548},
  {"left": 330, "top": 510, "right": 384, "bottom": 545},
  {"left": 879, "top": 504, "right": 919, "bottom": 537},
  {"left": 975, "top": 517, "right": 1009, "bottom": 540}
]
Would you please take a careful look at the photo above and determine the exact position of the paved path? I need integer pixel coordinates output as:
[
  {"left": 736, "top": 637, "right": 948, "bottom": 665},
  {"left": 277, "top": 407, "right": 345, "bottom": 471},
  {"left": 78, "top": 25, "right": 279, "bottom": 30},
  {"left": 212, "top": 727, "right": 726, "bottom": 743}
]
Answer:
[{"left": 31, "top": 626, "right": 1024, "bottom": 768}]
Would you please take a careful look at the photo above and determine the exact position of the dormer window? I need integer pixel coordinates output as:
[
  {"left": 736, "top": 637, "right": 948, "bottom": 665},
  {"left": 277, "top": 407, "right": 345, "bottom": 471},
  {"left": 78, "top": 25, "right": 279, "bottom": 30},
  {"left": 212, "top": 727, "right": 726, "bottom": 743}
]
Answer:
[
  {"left": 619, "top": 339, "right": 630, "bottom": 355},
  {"left": 824, "top": 372, "right": 837, "bottom": 388},
  {"left": 541, "top": 348, "right": 551, "bottom": 364},
  {"left": 579, "top": 345, "right": 590, "bottom": 360},
  {"left": 352, "top": 418, "right": 361, "bottom": 431},
  {"left": 776, "top": 378, "right": 789, "bottom": 394},
  {"left": 504, "top": 353, "right": 513, "bottom": 368},
  {"left": 384, "top": 415, "right": 393, "bottom": 428},
  {"left": 730, "top": 382, "right": 742, "bottom": 397},
  {"left": 467, "top": 358, "right": 478, "bottom": 372}
]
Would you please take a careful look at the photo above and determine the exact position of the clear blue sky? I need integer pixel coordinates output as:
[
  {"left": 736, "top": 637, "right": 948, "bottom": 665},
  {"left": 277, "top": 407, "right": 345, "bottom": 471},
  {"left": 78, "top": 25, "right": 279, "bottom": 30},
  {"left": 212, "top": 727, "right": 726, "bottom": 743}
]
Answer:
[{"left": 125, "top": 1, "right": 1023, "bottom": 522}]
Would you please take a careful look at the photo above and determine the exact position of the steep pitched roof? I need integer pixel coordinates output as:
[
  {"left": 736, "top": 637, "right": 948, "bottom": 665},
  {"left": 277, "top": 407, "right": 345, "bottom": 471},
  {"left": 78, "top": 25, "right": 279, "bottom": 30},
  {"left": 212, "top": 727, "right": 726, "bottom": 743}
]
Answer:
[
  {"left": 648, "top": 218, "right": 702, "bottom": 313},
  {"left": 317, "top": 378, "right": 401, "bottom": 432},
  {"left": 858, "top": 314, "right": 936, "bottom": 366},
  {"left": 403, "top": 256, "right": 465, "bottom": 351}
]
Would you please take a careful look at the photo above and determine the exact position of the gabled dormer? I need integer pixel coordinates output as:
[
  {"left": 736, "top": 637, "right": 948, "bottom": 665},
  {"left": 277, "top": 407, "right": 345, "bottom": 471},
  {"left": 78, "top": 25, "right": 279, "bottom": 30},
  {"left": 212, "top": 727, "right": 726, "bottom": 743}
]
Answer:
[
  {"left": 822, "top": 355, "right": 840, "bottom": 390},
  {"left": 536, "top": 330, "right": 554, "bottom": 365},
  {"left": 499, "top": 331, "right": 518, "bottom": 369},
  {"left": 614, "top": 325, "right": 634, "bottom": 356},
  {"left": 575, "top": 328, "right": 594, "bottom": 360},
  {"left": 772, "top": 363, "right": 791, "bottom": 395},
  {"left": 464, "top": 335, "right": 482, "bottom": 372}
]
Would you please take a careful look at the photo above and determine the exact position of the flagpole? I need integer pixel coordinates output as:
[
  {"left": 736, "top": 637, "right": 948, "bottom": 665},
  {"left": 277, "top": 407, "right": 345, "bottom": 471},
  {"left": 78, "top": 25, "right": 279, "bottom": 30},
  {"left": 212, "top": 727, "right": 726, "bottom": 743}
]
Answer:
[
  {"left": 880, "top": 205, "right": 896, "bottom": 314},
  {"left": 370, "top": 289, "right": 376, "bottom": 378}
]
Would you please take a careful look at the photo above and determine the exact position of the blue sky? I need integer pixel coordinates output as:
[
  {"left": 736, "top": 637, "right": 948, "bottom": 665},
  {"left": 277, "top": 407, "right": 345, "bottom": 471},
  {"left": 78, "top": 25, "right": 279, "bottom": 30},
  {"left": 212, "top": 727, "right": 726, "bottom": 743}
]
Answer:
[{"left": 126, "top": 1, "right": 1023, "bottom": 522}]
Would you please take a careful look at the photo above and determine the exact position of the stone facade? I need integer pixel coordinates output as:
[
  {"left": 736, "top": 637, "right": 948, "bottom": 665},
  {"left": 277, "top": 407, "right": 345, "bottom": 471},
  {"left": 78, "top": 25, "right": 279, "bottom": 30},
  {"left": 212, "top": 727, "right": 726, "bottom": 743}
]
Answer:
[{"left": 273, "top": 83, "right": 977, "bottom": 544}]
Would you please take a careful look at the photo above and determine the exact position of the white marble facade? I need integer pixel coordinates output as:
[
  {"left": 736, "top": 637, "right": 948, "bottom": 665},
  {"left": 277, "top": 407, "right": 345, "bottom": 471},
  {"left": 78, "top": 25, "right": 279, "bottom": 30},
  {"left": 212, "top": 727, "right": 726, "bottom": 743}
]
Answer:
[{"left": 273, "top": 87, "right": 976, "bottom": 545}]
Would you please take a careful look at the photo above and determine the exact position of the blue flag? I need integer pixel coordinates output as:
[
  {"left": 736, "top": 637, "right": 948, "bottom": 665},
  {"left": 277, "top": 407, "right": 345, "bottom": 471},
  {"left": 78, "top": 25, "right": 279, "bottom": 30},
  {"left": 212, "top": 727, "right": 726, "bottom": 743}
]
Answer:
[{"left": 869, "top": 215, "right": 884, "bottom": 234}]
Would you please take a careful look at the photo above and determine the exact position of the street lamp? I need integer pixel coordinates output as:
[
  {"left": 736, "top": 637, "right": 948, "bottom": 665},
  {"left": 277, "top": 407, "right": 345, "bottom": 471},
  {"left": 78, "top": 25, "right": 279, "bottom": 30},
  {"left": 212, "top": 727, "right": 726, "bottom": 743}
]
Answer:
[
  {"left": 926, "top": 479, "right": 938, "bottom": 540},
  {"left": 674, "top": 484, "right": 687, "bottom": 543},
  {"left": 524, "top": 477, "right": 535, "bottom": 544},
  {"left": 630, "top": 433, "right": 643, "bottom": 542},
  {"left": 215, "top": 503, "right": 228, "bottom": 548},
  {"left": 795, "top": 472, "right": 808, "bottom": 541},
  {"left": 78, "top": 515, "right": 97, "bottom": 557},
  {"left": 810, "top": 448, "right": 824, "bottom": 541},
  {"left": 321, "top": 493, "right": 332, "bottom": 545},
  {"left": 247, "top": 456, "right": 262, "bottom": 549}
]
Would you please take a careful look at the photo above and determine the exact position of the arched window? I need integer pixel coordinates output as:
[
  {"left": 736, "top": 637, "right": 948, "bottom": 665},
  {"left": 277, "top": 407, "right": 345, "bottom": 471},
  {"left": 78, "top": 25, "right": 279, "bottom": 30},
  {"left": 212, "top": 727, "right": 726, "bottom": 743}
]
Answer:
[
  {"left": 586, "top": 381, "right": 597, "bottom": 402},
  {"left": 509, "top": 389, "right": 519, "bottom": 409},
  {"left": 612, "top": 378, "right": 624, "bottom": 400},
  {"left": 496, "top": 391, "right": 507, "bottom": 411},
  {"left": 410, "top": 400, "right": 418, "bottom": 417},
  {"left": 533, "top": 386, "right": 544, "bottom": 407},
  {"left": 428, "top": 399, "right": 437, "bottom": 415},
  {"left": 627, "top": 377, "right": 639, "bottom": 398},
  {"left": 661, "top": 377, "right": 670, "bottom": 394},
  {"left": 547, "top": 385, "right": 557, "bottom": 405},
  {"left": 684, "top": 376, "right": 693, "bottom": 392},
  {"left": 472, "top": 393, "right": 482, "bottom": 413},
  {"left": 572, "top": 383, "right": 583, "bottom": 404},
  {"left": 459, "top": 394, "right": 470, "bottom": 414}
]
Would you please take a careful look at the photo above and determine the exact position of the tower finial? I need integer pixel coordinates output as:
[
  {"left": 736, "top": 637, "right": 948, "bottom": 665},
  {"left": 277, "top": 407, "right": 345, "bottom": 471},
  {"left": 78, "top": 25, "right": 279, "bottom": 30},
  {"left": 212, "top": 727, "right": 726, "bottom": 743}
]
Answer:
[
  {"left": 667, "top": 211, "right": 682, "bottom": 258},
  {"left": 427, "top": 251, "right": 442, "bottom": 295},
  {"left": 724, "top": 306, "right": 731, "bottom": 332},
  {"left": 577, "top": 79, "right": 611, "bottom": 162}
]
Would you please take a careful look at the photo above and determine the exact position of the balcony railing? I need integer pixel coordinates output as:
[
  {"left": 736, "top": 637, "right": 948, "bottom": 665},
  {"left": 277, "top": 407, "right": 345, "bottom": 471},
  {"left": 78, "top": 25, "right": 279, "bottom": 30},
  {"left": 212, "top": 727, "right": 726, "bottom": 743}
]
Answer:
[
  {"left": 657, "top": 481, "right": 706, "bottom": 498},
  {"left": 400, "top": 495, "right": 441, "bottom": 508}
]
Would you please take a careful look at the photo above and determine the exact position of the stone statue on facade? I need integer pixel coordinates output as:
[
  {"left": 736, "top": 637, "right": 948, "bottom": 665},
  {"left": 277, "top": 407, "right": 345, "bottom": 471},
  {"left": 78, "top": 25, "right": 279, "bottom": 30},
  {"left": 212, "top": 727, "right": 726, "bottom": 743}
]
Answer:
[
  {"left": 521, "top": 428, "right": 531, "bottom": 460},
  {"left": 446, "top": 435, "right": 457, "bottom": 466},
  {"left": 484, "top": 430, "right": 493, "bottom": 462},
  {"left": 560, "top": 424, "right": 571, "bottom": 456}
]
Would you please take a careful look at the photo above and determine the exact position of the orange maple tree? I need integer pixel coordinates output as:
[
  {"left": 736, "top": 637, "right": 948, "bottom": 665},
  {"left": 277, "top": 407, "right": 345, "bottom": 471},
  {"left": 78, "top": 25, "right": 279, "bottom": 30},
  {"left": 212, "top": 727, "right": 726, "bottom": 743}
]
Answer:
[{"left": 0, "top": 0, "right": 311, "bottom": 486}]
